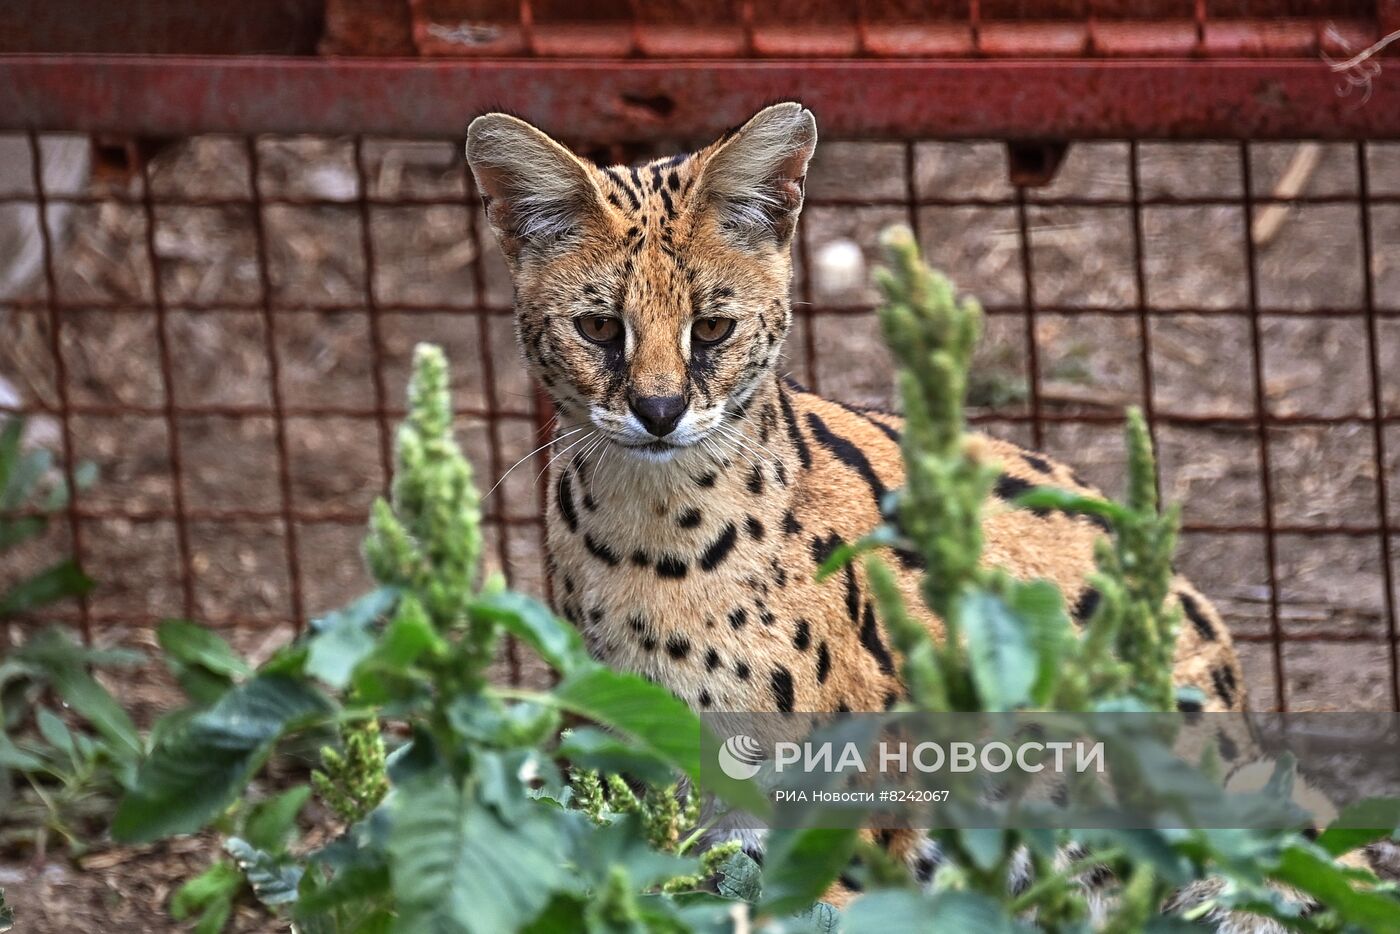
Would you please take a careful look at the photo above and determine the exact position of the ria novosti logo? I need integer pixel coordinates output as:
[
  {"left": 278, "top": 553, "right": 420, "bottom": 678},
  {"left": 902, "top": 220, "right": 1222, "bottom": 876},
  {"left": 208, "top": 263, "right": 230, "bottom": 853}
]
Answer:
[{"left": 718, "top": 734, "right": 765, "bottom": 780}]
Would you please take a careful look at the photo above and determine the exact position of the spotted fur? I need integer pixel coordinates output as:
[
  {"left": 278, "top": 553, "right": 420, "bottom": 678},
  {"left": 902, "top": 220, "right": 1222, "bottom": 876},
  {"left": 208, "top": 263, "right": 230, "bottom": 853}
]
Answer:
[
  {"left": 460, "top": 105, "right": 1400, "bottom": 930},
  {"left": 466, "top": 103, "right": 1246, "bottom": 721}
]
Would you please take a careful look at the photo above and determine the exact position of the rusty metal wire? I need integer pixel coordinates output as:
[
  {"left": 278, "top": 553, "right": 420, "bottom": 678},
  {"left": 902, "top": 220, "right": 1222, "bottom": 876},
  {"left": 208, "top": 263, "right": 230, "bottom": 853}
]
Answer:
[{"left": 3, "top": 130, "right": 1398, "bottom": 714}]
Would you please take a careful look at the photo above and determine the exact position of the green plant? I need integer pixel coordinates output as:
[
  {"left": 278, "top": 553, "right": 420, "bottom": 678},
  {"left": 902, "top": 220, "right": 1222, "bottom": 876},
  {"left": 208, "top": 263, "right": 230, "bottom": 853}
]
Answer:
[
  {"left": 106, "top": 244, "right": 1400, "bottom": 934},
  {"left": 169, "top": 784, "right": 313, "bottom": 934},
  {"left": 113, "top": 345, "right": 786, "bottom": 933},
  {"left": 0, "top": 417, "right": 95, "bottom": 623},
  {"left": 0, "top": 421, "right": 139, "bottom": 856},
  {"left": 827, "top": 226, "right": 1400, "bottom": 932}
]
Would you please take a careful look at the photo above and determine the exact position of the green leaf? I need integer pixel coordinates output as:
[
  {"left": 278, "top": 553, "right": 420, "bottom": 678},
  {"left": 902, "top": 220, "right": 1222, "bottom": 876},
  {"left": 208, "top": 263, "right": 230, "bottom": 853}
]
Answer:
[
  {"left": 0, "top": 559, "right": 93, "bottom": 617},
  {"left": 191, "top": 900, "right": 233, "bottom": 934},
  {"left": 714, "top": 850, "right": 762, "bottom": 902},
  {"left": 158, "top": 620, "right": 250, "bottom": 680},
  {"left": 814, "top": 525, "right": 901, "bottom": 582},
  {"left": 226, "top": 837, "right": 303, "bottom": 907},
  {"left": 471, "top": 591, "right": 587, "bottom": 676},
  {"left": 113, "top": 674, "right": 333, "bottom": 842},
  {"left": 14, "top": 628, "right": 143, "bottom": 765},
  {"left": 1315, "top": 798, "right": 1400, "bottom": 858},
  {"left": 840, "top": 891, "right": 937, "bottom": 932},
  {"left": 0, "top": 733, "right": 45, "bottom": 772},
  {"left": 307, "top": 588, "right": 400, "bottom": 690},
  {"left": 375, "top": 596, "right": 446, "bottom": 669},
  {"left": 573, "top": 815, "right": 694, "bottom": 890},
  {"left": 959, "top": 828, "right": 1006, "bottom": 873},
  {"left": 961, "top": 589, "right": 1038, "bottom": 710},
  {"left": 1013, "top": 580, "right": 1071, "bottom": 706},
  {"left": 1271, "top": 844, "right": 1400, "bottom": 933},
  {"left": 388, "top": 775, "right": 569, "bottom": 934},
  {"left": 244, "top": 785, "right": 312, "bottom": 852},
  {"left": 0, "top": 419, "right": 22, "bottom": 500},
  {"left": 35, "top": 706, "right": 75, "bottom": 765},
  {"left": 170, "top": 859, "right": 242, "bottom": 921},
  {"left": 555, "top": 727, "right": 676, "bottom": 786},
  {"left": 758, "top": 826, "right": 859, "bottom": 915},
  {"left": 1014, "top": 487, "right": 1128, "bottom": 527},
  {"left": 552, "top": 666, "right": 702, "bottom": 783},
  {"left": 0, "top": 515, "right": 45, "bottom": 551},
  {"left": 845, "top": 890, "right": 1031, "bottom": 933},
  {"left": 158, "top": 620, "right": 250, "bottom": 704},
  {"left": 0, "top": 886, "right": 12, "bottom": 932}
]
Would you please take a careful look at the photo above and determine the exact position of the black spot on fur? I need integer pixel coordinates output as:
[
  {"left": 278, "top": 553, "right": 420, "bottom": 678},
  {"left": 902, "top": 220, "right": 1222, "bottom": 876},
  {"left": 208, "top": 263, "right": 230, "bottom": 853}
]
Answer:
[
  {"left": 914, "top": 855, "right": 938, "bottom": 884},
  {"left": 584, "top": 534, "right": 619, "bottom": 566},
  {"left": 996, "top": 473, "right": 1113, "bottom": 533},
  {"left": 994, "top": 474, "right": 1036, "bottom": 506},
  {"left": 745, "top": 516, "right": 765, "bottom": 540},
  {"left": 588, "top": 607, "right": 603, "bottom": 625},
  {"left": 705, "top": 648, "right": 722, "bottom": 671},
  {"left": 729, "top": 607, "right": 748, "bottom": 629},
  {"left": 771, "top": 667, "right": 795, "bottom": 713},
  {"left": 806, "top": 412, "right": 886, "bottom": 507},
  {"left": 783, "top": 510, "right": 802, "bottom": 535},
  {"left": 677, "top": 507, "right": 702, "bottom": 529},
  {"left": 1176, "top": 697, "right": 1203, "bottom": 713},
  {"left": 700, "top": 523, "right": 739, "bottom": 571},
  {"left": 793, "top": 620, "right": 811, "bottom": 651},
  {"left": 816, "top": 642, "right": 831, "bottom": 683},
  {"left": 893, "top": 547, "right": 927, "bottom": 572},
  {"left": 631, "top": 551, "right": 650, "bottom": 568},
  {"left": 666, "top": 635, "right": 690, "bottom": 660},
  {"left": 836, "top": 701, "right": 851, "bottom": 714},
  {"left": 1023, "top": 452, "right": 1055, "bottom": 475},
  {"left": 699, "top": 689, "right": 712, "bottom": 708},
  {"left": 627, "top": 616, "right": 645, "bottom": 633},
  {"left": 778, "top": 387, "right": 813, "bottom": 469},
  {"left": 844, "top": 565, "right": 861, "bottom": 626},
  {"left": 1071, "top": 587, "right": 1101, "bottom": 623},
  {"left": 557, "top": 473, "right": 579, "bottom": 532},
  {"left": 1212, "top": 666, "right": 1238, "bottom": 707},
  {"left": 1216, "top": 729, "right": 1239, "bottom": 762},
  {"left": 883, "top": 691, "right": 899, "bottom": 710},
  {"left": 860, "top": 602, "right": 896, "bottom": 675},
  {"left": 563, "top": 575, "right": 576, "bottom": 595},
  {"left": 757, "top": 601, "right": 776, "bottom": 626},
  {"left": 747, "top": 464, "right": 765, "bottom": 495},
  {"left": 1178, "top": 589, "right": 1218, "bottom": 641},
  {"left": 583, "top": 491, "right": 597, "bottom": 511},
  {"left": 694, "top": 471, "right": 717, "bottom": 488},
  {"left": 735, "top": 660, "right": 751, "bottom": 680},
  {"left": 811, "top": 532, "right": 844, "bottom": 567},
  {"left": 656, "top": 555, "right": 688, "bottom": 579}
]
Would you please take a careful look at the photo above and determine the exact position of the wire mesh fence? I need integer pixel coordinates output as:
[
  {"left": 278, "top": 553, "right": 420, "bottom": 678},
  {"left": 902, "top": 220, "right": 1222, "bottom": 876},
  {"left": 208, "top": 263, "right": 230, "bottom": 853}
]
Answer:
[{"left": 2, "top": 129, "right": 1400, "bottom": 712}]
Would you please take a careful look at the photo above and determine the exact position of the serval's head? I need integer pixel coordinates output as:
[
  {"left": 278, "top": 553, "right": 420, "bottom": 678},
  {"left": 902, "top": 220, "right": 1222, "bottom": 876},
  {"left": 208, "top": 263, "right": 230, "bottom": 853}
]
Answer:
[{"left": 467, "top": 103, "right": 816, "bottom": 463}]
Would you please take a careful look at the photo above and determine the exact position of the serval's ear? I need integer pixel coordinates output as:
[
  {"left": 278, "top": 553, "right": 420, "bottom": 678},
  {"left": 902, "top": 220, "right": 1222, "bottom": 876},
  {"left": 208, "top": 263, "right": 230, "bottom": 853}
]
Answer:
[
  {"left": 696, "top": 102, "right": 818, "bottom": 248},
  {"left": 466, "top": 113, "right": 603, "bottom": 261}
]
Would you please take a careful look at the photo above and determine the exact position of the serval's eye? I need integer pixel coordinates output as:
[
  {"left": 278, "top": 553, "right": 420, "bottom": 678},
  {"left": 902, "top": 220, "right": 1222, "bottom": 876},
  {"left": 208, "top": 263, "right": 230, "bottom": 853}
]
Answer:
[
  {"left": 576, "top": 314, "right": 623, "bottom": 345},
  {"left": 692, "top": 317, "right": 735, "bottom": 345}
]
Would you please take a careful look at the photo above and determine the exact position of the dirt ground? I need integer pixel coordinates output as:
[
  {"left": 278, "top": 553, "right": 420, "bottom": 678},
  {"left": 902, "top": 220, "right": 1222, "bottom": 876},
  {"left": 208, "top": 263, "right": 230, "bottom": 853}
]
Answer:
[{"left": 2, "top": 134, "right": 1400, "bottom": 930}]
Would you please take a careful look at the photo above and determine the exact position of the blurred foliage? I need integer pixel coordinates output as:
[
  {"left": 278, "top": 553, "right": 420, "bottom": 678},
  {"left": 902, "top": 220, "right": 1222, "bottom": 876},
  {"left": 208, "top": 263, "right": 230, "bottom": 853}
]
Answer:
[{"left": 3, "top": 230, "right": 1393, "bottom": 933}]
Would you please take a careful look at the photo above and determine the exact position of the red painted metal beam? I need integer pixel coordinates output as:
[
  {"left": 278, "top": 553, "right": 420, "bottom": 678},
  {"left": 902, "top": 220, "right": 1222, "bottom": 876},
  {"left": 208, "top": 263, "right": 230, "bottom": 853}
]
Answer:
[{"left": 1, "top": 55, "right": 1398, "bottom": 140}]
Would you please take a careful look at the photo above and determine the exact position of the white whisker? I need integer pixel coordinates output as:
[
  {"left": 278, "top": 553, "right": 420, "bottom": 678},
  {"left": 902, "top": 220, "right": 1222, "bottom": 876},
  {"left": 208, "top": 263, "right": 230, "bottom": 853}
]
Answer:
[
  {"left": 534, "top": 429, "right": 599, "bottom": 486},
  {"left": 483, "top": 425, "right": 586, "bottom": 500}
]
